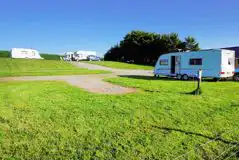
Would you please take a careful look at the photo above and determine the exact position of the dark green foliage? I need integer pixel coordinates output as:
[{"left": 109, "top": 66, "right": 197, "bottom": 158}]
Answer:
[
  {"left": 0, "top": 51, "right": 10, "bottom": 57},
  {"left": 104, "top": 30, "right": 200, "bottom": 65},
  {"left": 40, "top": 53, "right": 61, "bottom": 60}
]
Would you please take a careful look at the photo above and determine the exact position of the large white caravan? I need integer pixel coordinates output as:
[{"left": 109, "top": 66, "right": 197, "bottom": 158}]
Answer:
[
  {"left": 11, "top": 48, "right": 43, "bottom": 59},
  {"left": 154, "top": 49, "right": 235, "bottom": 80}
]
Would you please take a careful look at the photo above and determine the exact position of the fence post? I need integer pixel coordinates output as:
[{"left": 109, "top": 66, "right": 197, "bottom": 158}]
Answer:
[{"left": 196, "top": 69, "right": 202, "bottom": 95}]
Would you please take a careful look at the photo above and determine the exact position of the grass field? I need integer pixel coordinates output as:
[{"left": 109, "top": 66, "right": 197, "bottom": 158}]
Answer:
[
  {"left": 0, "top": 50, "right": 61, "bottom": 60},
  {"left": 0, "top": 78, "right": 238, "bottom": 159},
  {"left": 0, "top": 58, "right": 108, "bottom": 77},
  {"left": 84, "top": 61, "right": 154, "bottom": 70}
]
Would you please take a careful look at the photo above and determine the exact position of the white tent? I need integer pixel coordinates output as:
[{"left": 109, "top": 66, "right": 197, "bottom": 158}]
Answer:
[{"left": 11, "top": 48, "right": 43, "bottom": 59}]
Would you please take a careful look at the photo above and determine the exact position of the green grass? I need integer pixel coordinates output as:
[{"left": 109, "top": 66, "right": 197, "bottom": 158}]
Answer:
[
  {"left": 0, "top": 78, "right": 238, "bottom": 159},
  {"left": 0, "top": 50, "right": 61, "bottom": 60},
  {"left": 84, "top": 61, "right": 154, "bottom": 70},
  {"left": 0, "top": 58, "right": 109, "bottom": 77}
]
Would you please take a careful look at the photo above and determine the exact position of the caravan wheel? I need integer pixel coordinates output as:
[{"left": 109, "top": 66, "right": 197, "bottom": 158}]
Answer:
[
  {"left": 182, "top": 74, "right": 189, "bottom": 80},
  {"left": 176, "top": 74, "right": 182, "bottom": 80}
]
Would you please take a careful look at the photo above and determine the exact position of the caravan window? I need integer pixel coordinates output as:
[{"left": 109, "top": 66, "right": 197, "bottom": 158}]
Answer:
[
  {"left": 228, "top": 58, "right": 233, "bottom": 65},
  {"left": 22, "top": 51, "right": 28, "bottom": 55},
  {"left": 189, "top": 58, "right": 202, "bottom": 65},
  {"left": 235, "top": 59, "right": 239, "bottom": 67},
  {"left": 159, "top": 59, "right": 168, "bottom": 65}
]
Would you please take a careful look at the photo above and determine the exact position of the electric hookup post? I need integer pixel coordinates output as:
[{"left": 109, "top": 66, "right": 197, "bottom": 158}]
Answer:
[{"left": 195, "top": 69, "right": 202, "bottom": 95}]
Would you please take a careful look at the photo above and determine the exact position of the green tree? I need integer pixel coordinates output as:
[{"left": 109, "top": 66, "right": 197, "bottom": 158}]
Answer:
[
  {"left": 184, "top": 36, "right": 200, "bottom": 51},
  {"left": 104, "top": 30, "right": 200, "bottom": 65}
]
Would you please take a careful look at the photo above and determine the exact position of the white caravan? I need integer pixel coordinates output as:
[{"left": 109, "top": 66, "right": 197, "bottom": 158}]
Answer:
[
  {"left": 154, "top": 49, "right": 235, "bottom": 80},
  {"left": 11, "top": 48, "right": 43, "bottom": 59},
  {"left": 74, "top": 50, "right": 96, "bottom": 60},
  {"left": 64, "top": 50, "right": 97, "bottom": 61},
  {"left": 64, "top": 52, "right": 74, "bottom": 61}
]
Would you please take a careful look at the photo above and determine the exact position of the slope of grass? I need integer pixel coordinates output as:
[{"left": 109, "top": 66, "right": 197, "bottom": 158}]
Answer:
[
  {"left": 0, "top": 50, "right": 61, "bottom": 60},
  {"left": 0, "top": 79, "right": 238, "bottom": 159},
  {"left": 0, "top": 58, "right": 109, "bottom": 77},
  {"left": 84, "top": 61, "right": 154, "bottom": 70}
]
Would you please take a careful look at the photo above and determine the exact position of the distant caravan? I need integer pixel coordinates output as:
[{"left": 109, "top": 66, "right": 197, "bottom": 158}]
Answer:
[
  {"left": 154, "top": 49, "right": 235, "bottom": 80},
  {"left": 63, "top": 50, "right": 97, "bottom": 61},
  {"left": 11, "top": 48, "right": 43, "bottom": 59}
]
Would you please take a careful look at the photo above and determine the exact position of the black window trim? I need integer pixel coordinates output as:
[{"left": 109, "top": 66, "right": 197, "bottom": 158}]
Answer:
[
  {"left": 189, "top": 58, "right": 202, "bottom": 65},
  {"left": 159, "top": 59, "right": 168, "bottom": 65}
]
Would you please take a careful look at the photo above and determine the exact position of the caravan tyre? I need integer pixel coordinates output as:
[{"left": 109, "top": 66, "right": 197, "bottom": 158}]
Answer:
[
  {"left": 176, "top": 74, "right": 181, "bottom": 80},
  {"left": 182, "top": 74, "right": 189, "bottom": 81}
]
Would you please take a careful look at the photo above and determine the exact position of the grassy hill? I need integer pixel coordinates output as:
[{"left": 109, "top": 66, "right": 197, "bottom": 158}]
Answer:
[
  {"left": 84, "top": 61, "right": 154, "bottom": 70},
  {"left": 0, "top": 78, "right": 238, "bottom": 159},
  {"left": 0, "top": 50, "right": 61, "bottom": 60},
  {"left": 0, "top": 58, "right": 109, "bottom": 77}
]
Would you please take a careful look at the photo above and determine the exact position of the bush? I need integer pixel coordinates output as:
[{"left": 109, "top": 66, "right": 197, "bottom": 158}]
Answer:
[
  {"left": 40, "top": 53, "right": 61, "bottom": 60},
  {"left": 0, "top": 51, "right": 10, "bottom": 57}
]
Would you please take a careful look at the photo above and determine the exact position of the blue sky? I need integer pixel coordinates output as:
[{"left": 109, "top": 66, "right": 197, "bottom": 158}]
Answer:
[{"left": 0, "top": 0, "right": 239, "bottom": 56}]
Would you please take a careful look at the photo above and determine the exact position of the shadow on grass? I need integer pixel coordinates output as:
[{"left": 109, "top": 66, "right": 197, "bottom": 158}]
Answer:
[
  {"left": 119, "top": 75, "right": 178, "bottom": 81},
  {"left": 119, "top": 75, "right": 237, "bottom": 83},
  {"left": 144, "top": 89, "right": 161, "bottom": 93},
  {"left": 181, "top": 88, "right": 203, "bottom": 95},
  {"left": 152, "top": 126, "right": 239, "bottom": 145}
]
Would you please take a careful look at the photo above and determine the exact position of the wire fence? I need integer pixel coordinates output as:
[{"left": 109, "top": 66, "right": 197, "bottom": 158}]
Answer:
[
  {"left": 225, "top": 150, "right": 239, "bottom": 160},
  {"left": 174, "top": 128, "right": 239, "bottom": 160},
  {"left": 213, "top": 141, "right": 239, "bottom": 160}
]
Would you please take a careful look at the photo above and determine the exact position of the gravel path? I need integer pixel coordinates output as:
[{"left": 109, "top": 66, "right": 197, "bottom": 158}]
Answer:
[
  {"left": 0, "top": 62, "right": 153, "bottom": 94},
  {"left": 70, "top": 62, "right": 153, "bottom": 76}
]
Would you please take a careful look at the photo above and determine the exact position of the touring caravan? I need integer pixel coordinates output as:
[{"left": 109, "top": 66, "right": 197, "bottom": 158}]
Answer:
[
  {"left": 11, "top": 48, "right": 43, "bottom": 59},
  {"left": 74, "top": 50, "right": 97, "bottom": 60},
  {"left": 154, "top": 49, "right": 235, "bottom": 80},
  {"left": 64, "top": 50, "right": 97, "bottom": 61}
]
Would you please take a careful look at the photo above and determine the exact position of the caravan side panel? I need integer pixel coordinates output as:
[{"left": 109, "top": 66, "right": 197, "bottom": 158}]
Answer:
[
  {"left": 180, "top": 50, "right": 221, "bottom": 78},
  {"left": 220, "top": 49, "right": 235, "bottom": 77},
  {"left": 75, "top": 50, "right": 97, "bottom": 60},
  {"left": 11, "top": 48, "right": 42, "bottom": 59},
  {"left": 154, "top": 54, "right": 171, "bottom": 76}
]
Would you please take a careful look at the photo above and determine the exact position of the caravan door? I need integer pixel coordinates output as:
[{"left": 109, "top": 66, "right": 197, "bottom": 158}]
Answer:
[{"left": 171, "top": 56, "right": 181, "bottom": 74}]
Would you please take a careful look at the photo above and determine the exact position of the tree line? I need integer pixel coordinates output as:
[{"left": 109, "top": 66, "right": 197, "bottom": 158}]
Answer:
[{"left": 104, "top": 30, "right": 200, "bottom": 65}]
